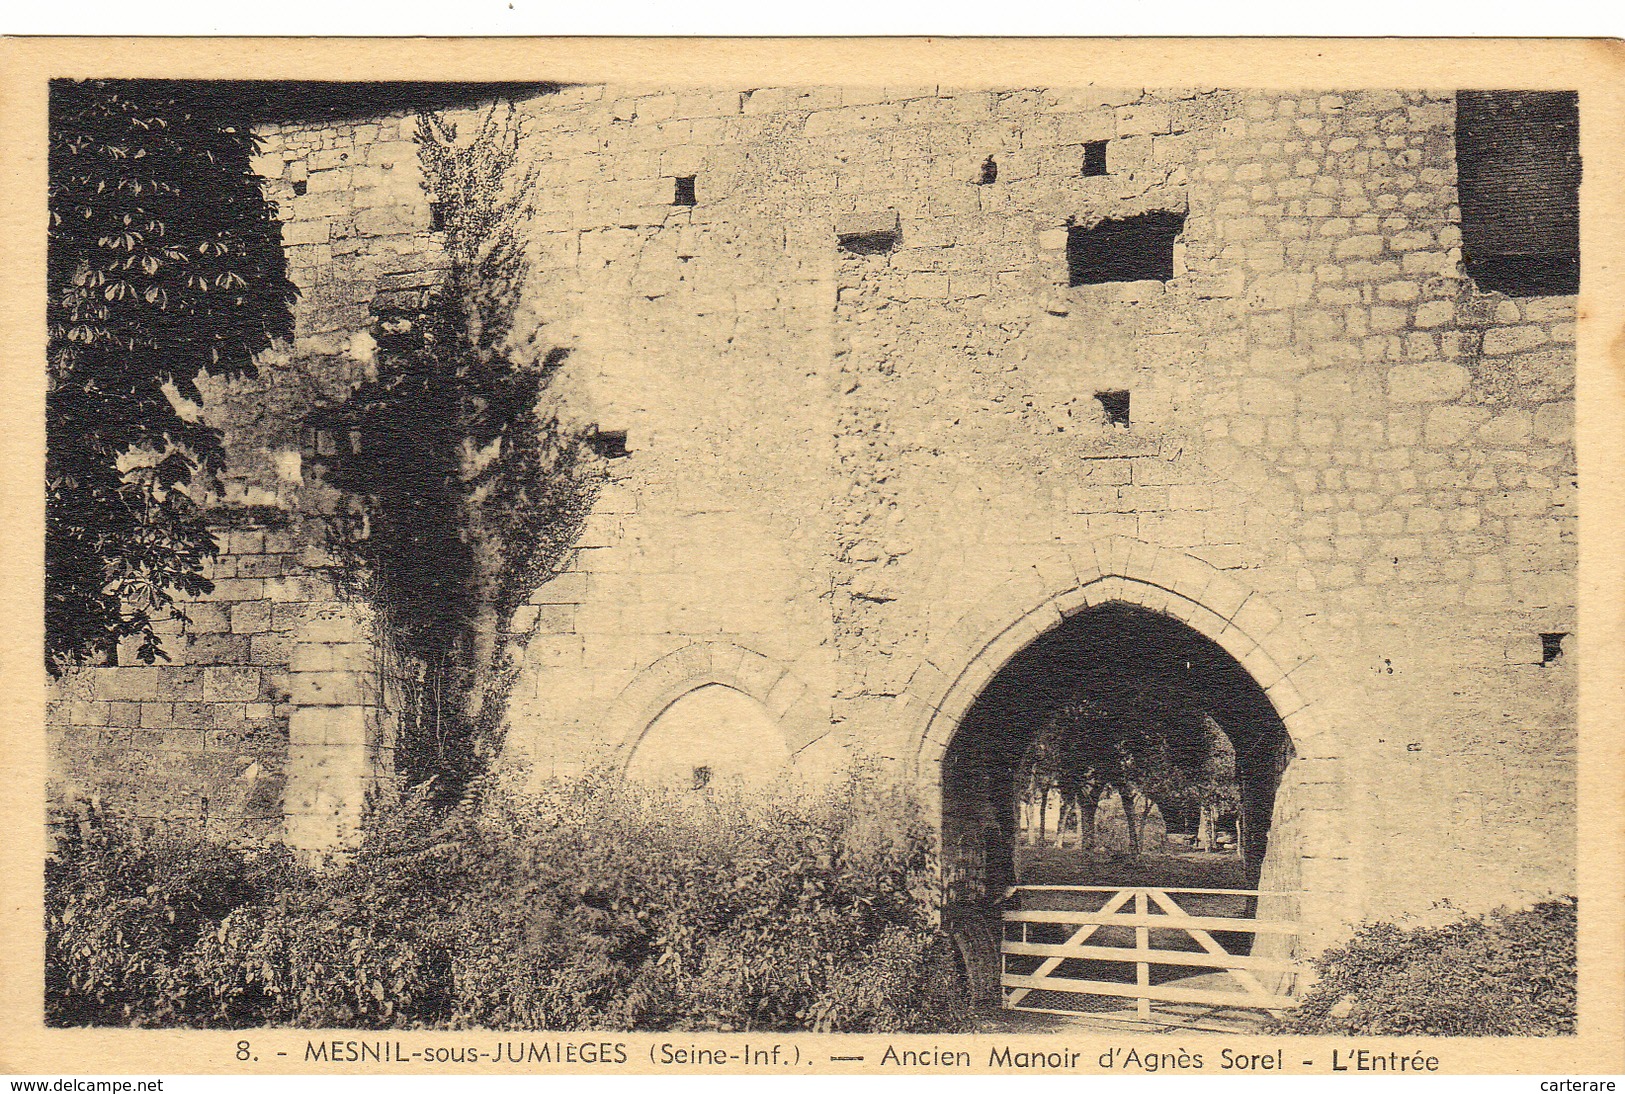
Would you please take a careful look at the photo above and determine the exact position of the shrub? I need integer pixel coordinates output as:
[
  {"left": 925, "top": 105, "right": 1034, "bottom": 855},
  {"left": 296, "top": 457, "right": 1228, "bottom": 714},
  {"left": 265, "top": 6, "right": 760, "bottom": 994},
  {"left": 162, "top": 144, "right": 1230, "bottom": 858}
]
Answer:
[
  {"left": 46, "top": 768, "right": 971, "bottom": 1033},
  {"left": 45, "top": 809, "right": 297, "bottom": 1026},
  {"left": 1280, "top": 897, "right": 1577, "bottom": 1036}
]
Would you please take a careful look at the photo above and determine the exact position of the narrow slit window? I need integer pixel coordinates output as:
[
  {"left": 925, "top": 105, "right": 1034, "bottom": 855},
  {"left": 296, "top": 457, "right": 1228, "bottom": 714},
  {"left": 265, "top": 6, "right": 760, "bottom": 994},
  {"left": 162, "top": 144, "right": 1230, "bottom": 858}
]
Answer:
[
  {"left": 978, "top": 156, "right": 998, "bottom": 185},
  {"left": 673, "top": 176, "right": 697, "bottom": 206},
  {"left": 1082, "top": 141, "right": 1109, "bottom": 177},
  {"left": 1066, "top": 211, "right": 1185, "bottom": 286}
]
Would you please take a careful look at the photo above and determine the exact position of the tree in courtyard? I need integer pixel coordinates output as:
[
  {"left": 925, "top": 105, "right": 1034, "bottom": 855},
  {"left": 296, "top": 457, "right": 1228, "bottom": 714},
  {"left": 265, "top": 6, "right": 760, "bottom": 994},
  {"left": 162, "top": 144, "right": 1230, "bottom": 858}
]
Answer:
[
  {"left": 1023, "top": 683, "right": 1242, "bottom": 857},
  {"left": 47, "top": 79, "right": 298, "bottom": 673},
  {"left": 1162, "top": 714, "right": 1240, "bottom": 852}
]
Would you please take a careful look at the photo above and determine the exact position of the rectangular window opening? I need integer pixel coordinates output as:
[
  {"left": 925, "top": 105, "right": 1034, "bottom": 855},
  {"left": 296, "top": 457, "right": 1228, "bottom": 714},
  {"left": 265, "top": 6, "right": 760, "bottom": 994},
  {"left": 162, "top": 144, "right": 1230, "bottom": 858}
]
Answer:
[
  {"left": 292, "top": 179, "right": 308, "bottom": 197},
  {"left": 1082, "top": 141, "right": 1109, "bottom": 177},
  {"left": 673, "top": 176, "right": 697, "bottom": 207},
  {"left": 1096, "top": 390, "right": 1131, "bottom": 428},
  {"left": 1456, "top": 90, "right": 1580, "bottom": 297},
  {"left": 1066, "top": 211, "right": 1185, "bottom": 286},
  {"left": 428, "top": 202, "right": 447, "bottom": 233}
]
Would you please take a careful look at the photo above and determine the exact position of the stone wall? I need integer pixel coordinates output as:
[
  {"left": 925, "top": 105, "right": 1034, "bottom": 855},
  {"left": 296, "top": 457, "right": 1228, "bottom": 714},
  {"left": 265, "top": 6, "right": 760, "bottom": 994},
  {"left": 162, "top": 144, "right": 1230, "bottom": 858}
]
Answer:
[
  {"left": 488, "top": 85, "right": 1576, "bottom": 936},
  {"left": 46, "top": 520, "right": 298, "bottom": 841},
  {"left": 44, "top": 110, "right": 435, "bottom": 848},
  {"left": 45, "top": 85, "right": 1577, "bottom": 946}
]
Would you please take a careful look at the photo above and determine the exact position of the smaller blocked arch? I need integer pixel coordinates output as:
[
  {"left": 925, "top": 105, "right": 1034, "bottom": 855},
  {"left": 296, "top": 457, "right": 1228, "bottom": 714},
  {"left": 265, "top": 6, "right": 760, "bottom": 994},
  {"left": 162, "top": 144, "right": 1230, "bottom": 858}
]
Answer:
[
  {"left": 605, "top": 641, "right": 823, "bottom": 781},
  {"left": 626, "top": 684, "right": 789, "bottom": 785}
]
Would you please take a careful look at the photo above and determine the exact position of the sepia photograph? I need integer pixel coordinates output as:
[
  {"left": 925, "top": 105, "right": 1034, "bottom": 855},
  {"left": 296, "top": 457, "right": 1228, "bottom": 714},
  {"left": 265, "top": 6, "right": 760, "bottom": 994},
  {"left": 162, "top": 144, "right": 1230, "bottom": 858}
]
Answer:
[{"left": 4, "top": 36, "right": 1622, "bottom": 1077}]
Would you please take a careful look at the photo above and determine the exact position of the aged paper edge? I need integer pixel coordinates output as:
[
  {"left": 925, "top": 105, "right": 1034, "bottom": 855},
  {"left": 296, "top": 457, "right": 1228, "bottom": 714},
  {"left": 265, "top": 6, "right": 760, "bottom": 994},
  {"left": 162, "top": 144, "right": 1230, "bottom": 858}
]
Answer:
[{"left": 0, "top": 35, "right": 1620, "bottom": 1076}]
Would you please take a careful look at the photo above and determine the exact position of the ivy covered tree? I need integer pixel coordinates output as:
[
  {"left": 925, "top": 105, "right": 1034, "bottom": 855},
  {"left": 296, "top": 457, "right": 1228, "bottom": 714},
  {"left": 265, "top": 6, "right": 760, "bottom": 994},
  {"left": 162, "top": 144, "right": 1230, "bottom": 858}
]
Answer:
[
  {"left": 47, "top": 79, "right": 298, "bottom": 673},
  {"left": 315, "top": 107, "right": 598, "bottom": 793}
]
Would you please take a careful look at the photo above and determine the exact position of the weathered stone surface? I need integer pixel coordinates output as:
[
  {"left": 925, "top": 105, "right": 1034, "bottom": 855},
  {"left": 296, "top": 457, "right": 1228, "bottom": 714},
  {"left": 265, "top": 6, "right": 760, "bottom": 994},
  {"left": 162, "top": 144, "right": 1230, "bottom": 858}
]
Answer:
[{"left": 47, "top": 87, "right": 1576, "bottom": 944}]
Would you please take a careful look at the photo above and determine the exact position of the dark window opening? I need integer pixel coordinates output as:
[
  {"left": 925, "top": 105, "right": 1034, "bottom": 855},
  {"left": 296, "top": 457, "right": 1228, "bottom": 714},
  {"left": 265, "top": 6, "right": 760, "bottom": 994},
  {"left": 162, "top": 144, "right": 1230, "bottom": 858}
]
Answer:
[
  {"left": 1066, "top": 211, "right": 1185, "bottom": 286},
  {"left": 978, "top": 156, "right": 998, "bottom": 185},
  {"left": 1456, "top": 90, "right": 1580, "bottom": 297},
  {"left": 588, "top": 429, "right": 630, "bottom": 459},
  {"left": 838, "top": 230, "right": 899, "bottom": 255},
  {"left": 1096, "top": 389, "right": 1131, "bottom": 428},
  {"left": 428, "top": 202, "right": 446, "bottom": 232},
  {"left": 673, "top": 175, "right": 697, "bottom": 206},
  {"left": 1540, "top": 632, "right": 1569, "bottom": 665},
  {"left": 292, "top": 179, "right": 308, "bottom": 197},
  {"left": 1082, "top": 140, "right": 1109, "bottom": 176}
]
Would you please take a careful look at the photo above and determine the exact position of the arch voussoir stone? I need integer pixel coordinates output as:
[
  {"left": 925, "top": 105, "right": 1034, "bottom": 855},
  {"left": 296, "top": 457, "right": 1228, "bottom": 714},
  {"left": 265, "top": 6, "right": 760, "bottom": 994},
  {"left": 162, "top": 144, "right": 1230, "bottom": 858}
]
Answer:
[
  {"left": 1031, "top": 553, "right": 1081, "bottom": 599},
  {"left": 905, "top": 659, "right": 953, "bottom": 715},
  {"left": 606, "top": 640, "right": 805, "bottom": 765},
  {"left": 1210, "top": 625, "right": 1262, "bottom": 673},
  {"left": 1239, "top": 641, "right": 1287, "bottom": 693},
  {"left": 1123, "top": 537, "right": 1167, "bottom": 585},
  {"left": 1159, "top": 550, "right": 1217, "bottom": 602},
  {"left": 1196, "top": 571, "right": 1253, "bottom": 624},
  {"left": 1265, "top": 675, "right": 1310, "bottom": 720},
  {"left": 907, "top": 534, "right": 1326, "bottom": 771}
]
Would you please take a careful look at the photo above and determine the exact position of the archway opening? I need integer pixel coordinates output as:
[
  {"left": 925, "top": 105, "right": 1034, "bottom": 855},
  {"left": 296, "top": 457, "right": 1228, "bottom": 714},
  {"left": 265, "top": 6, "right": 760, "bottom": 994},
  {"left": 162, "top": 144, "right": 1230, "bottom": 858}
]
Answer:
[{"left": 938, "top": 601, "right": 1297, "bottom": 1009}]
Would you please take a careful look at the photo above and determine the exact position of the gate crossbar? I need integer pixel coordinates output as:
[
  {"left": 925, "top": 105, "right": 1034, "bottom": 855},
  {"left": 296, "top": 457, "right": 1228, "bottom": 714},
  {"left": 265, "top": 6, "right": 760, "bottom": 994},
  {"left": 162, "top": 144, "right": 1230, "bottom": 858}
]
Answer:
[{"left": 1000, "top": 884, "right": 1300, "bottom": 1023}]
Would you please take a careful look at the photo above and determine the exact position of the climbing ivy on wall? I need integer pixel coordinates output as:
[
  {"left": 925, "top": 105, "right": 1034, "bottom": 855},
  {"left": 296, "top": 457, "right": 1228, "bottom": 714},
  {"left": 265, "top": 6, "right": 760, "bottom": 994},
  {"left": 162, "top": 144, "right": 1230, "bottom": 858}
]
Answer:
[
  {"left": 317, "top": 105, "right": 599, "bottom": 794},
  {"left": 45, "top": 79, "right": 299, "bottom": 673}
]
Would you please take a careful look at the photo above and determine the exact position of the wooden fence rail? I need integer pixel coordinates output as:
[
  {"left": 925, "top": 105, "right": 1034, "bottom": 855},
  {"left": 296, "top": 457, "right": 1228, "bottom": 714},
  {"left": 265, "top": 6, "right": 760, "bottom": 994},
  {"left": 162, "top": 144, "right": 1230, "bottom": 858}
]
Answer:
[{"left": 1000, "top": 884, "right": 1301, "bottom": 1027}]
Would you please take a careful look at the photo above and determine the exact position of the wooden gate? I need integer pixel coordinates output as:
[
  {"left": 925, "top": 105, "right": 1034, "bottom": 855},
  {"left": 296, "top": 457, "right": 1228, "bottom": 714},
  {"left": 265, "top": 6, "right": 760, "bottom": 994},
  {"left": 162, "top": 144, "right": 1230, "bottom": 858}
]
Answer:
[{"left": 1001, "top": 885, "right": 1300, "bottom": 1028}]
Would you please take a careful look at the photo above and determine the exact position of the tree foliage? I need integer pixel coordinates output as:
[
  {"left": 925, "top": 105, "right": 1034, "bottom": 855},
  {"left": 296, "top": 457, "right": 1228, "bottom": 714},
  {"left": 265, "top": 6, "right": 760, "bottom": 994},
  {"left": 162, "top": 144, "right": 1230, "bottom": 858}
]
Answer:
[
  {"left": 46, "top": 79, "right": 298, "bottom": 672},
  {"left": 1021, "top": 680, "right": 1241, "bottom": 854}
]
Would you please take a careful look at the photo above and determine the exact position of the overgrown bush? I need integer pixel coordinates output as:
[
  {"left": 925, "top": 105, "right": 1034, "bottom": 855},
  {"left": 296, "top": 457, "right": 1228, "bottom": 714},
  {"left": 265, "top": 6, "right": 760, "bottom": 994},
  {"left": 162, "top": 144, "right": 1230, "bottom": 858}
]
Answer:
[
  {"left": 1280, "top": 897, "right": 1577, "bottom": 1036},
  {"left": 45, "top": 810, "right": 299, "bottom": 1026},
  {"left": 46, "top": 769, "right": 970, "bottom": 1032}
]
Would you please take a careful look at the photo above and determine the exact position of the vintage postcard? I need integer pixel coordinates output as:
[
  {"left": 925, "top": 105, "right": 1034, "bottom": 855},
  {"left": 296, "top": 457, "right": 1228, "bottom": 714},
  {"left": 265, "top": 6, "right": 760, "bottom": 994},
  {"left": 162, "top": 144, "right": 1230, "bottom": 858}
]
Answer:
[{"left": 0, "top": 36, "right": 1621, "bottom": 1079}]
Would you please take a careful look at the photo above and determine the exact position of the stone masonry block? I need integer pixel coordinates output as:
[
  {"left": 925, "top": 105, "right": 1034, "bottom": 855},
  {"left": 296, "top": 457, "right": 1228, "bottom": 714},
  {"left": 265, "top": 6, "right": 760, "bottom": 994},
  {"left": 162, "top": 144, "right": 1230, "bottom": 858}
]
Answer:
[
  {"left": 185, "top": 633, "right": 252, "bottom": 665},
  {"left": 231, "top": 601, "right": 273, "bottom": 635},
  {"left": 94, "top": 668, "right": 160, "bottom": 702},
  {"left": 1483, "top": 325, "right": 1549, "bottom": 356},
  {"left": 298, "top": 609, "right": 370, "bottom": 645},
  {"left": 155, "top": 666, "right": 204, "bottom": 700},
  {"left": 281, "top": 220, "right": 331, "bottom": 246},
  {"left": 290, "top": 705, "right": 370, "bottom": 747},
  {"left": 203, "top": 666, "right": 264, "bottom": 703},
  {"left": 355, "top": 205, "right": 425, "bottom": 237},
  {"left": 1387, "top": 362, "right": 1468, "bottom": 403},
  {"left": 288, "top": 671, "right": 370, "bottom": 707},
  {"left": 1532, "top": 402, "right": 1573, "bottom": 446},
  {"left": 1116, "top": 103, "right": 1172, "bottom": 137},
  {"left": 286, "top": 744, "right": 373, "bottom": 783},
  {"left": 185, "top": 603, "right": 232, "bottom": 633}
]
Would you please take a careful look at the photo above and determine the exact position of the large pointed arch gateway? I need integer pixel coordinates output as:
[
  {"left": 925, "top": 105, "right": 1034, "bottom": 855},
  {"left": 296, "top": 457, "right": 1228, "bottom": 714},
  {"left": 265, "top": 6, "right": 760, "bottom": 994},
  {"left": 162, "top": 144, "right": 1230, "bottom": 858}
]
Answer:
[{"left": 901, "top": 536, "right": 1348, "bottom": 1009}]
